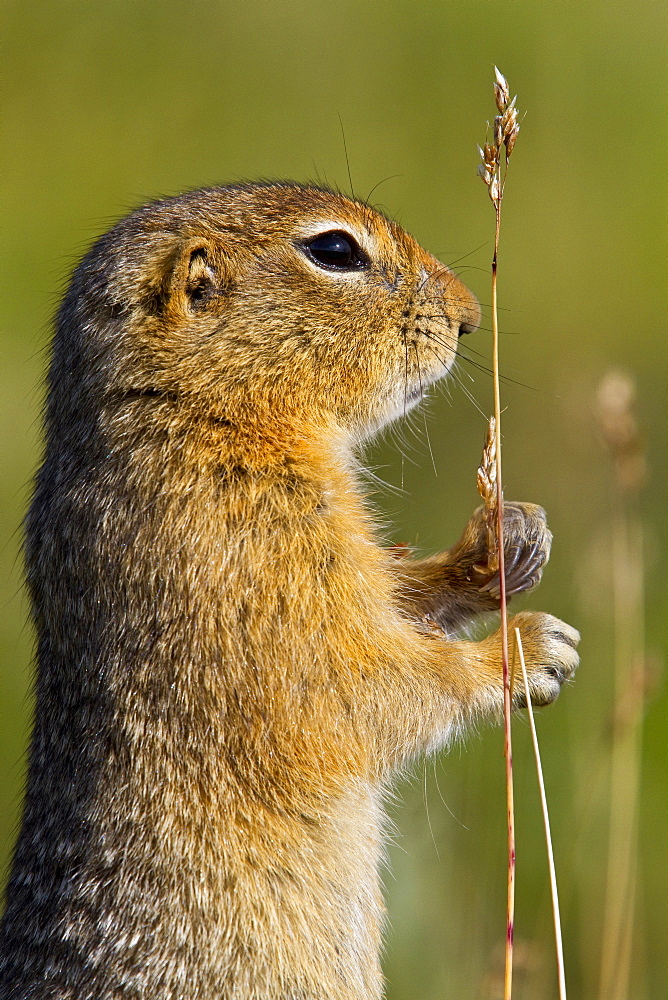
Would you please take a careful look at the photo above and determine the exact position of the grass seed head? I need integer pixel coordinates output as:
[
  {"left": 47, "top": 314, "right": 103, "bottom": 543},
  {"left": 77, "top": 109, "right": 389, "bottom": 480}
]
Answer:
[
  {"left": 494, "top": 66, "right": 510, "bottom": 112},
  {"left": 477, "top": 416, "right": 500, "bottom": 572},
  {"left": 596, "top": 370, "right": 647, "bottom": 492},
  {"left": 479, "top": 68, "right": 520, "bottom": 205}
]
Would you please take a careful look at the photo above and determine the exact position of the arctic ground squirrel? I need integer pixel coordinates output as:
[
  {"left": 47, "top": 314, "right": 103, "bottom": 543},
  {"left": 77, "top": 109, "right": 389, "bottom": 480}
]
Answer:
[{"left": 0, "top": 183, "right": 579, "bottom": 999}]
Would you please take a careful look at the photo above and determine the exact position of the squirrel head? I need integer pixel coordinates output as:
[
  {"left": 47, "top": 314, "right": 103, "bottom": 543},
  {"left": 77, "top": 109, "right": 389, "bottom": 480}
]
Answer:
[{"left": 53, "top": 184, "right": 480, "bottom": 456}]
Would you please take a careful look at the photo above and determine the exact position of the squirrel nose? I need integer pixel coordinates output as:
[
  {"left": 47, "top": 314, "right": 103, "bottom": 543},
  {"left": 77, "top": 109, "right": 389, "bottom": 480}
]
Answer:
[
  {"left": 458, "top": 317, "right": 478, "bottom": 337},
  {"left": 452, "top": 280, "right": 482, "bottom": 337},
  {"left": 422, "top": 258, "right": 481, "bottom": 338}
]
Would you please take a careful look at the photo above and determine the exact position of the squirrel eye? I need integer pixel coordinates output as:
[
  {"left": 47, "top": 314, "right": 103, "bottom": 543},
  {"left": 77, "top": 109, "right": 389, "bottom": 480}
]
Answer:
[{"left": 302, "top": 231, "right": 369, "bottom": 271}]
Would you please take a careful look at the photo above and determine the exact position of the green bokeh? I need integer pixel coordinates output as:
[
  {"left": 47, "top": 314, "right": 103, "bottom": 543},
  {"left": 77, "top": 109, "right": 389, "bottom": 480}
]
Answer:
[{"left": 1, "top": 2, "right": 666, "bottom": 997}]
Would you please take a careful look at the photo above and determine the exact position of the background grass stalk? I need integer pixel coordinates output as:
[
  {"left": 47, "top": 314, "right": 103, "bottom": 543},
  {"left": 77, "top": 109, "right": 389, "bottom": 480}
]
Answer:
[
  {"left": 595, "top": 372, "right": 647, "bottom": 1000},
  {"left": 598, "top": 513, "right": 643, "bottom": 1000},
  {"left": 515, "top": 628, "right": 568, "bottom": 1000}
]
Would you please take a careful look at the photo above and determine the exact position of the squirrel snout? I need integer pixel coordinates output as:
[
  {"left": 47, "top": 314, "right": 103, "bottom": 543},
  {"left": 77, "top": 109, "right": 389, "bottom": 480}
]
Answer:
[
  {"left": 421, "top": 260, "right": 481, "bottom": 338},
  {"left": 458, "top": 312, "right": 480, "bottom": 337},
  {"left": 450, "top": 278, "right": 481, "bottom": 337}
]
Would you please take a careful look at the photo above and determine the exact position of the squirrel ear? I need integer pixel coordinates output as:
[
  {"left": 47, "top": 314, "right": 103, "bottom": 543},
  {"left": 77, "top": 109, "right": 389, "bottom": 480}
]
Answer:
[
  {"left": 142, "top": 238, "right": 230, "bottom": 318},
  {"left": 182, "top": 243, "right": 223, "bottom": 313}
]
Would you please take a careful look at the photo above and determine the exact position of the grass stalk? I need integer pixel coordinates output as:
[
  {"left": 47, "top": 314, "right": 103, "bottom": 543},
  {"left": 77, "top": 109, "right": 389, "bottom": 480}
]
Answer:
[
  {"left": 515, "top": 628, "right": 568, "bottom": 1000},
  {"left": 492, "top": 194, "right": 515, "bottom": 1000},
  {"left": 477, "top": 66, "right": 520, "bottom": 1000}
]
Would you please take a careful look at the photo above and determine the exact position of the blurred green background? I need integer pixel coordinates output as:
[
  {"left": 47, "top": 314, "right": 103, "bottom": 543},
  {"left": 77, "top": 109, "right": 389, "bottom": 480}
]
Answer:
[{"left": 1, "top": 1, "right": 666, "bottom": 997}]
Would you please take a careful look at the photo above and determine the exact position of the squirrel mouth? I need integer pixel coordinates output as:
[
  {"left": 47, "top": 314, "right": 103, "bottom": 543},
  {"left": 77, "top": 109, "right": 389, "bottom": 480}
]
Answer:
[{"left": 405, "top": 385, "right": 425, "bottom": 404}]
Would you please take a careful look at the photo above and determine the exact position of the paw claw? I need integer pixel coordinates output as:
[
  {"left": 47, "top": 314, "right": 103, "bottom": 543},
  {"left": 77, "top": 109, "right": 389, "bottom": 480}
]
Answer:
[
  {"left": 465, "top": 503, "right": 553, "bottom": 602},
  {"left": 509, "top": 610, "right": 580, "bottom": 707}
]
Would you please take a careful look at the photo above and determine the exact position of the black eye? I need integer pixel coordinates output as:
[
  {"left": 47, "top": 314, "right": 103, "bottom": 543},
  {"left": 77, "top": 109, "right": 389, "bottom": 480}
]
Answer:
[{"left": 302, "top": 231, "right": 369, "bottom": 271}]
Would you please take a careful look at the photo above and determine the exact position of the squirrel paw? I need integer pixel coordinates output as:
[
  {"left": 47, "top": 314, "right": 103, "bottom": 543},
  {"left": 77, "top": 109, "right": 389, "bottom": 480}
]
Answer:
[
  {"left": 509, "top": 610, "right": 580, "bottom": 707},
  {"left": 472, "top": 502, "right": 552, "bottom": 600}
]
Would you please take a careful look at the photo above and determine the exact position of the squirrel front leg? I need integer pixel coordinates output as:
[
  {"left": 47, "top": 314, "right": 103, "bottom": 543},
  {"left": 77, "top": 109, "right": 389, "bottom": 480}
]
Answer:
[
  {"left": 391, "top": 503, "right": 552, "bottom": 634},
  {"left": 365, "top": 608, "right": 579, "bottom": 770}
]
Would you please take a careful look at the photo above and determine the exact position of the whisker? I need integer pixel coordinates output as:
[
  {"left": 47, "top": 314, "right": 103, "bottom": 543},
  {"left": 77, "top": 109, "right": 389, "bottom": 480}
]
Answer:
[
  {"left": 403, "top": 333, "right": 409, "bottom": 419},
  {"left": 420, "top": 330, "right": 537, "bottom": 392},
  {"left": 413, "top": 343, "right": 438, "bottom": 477},
  {"left": 458, "top": 355, "right": 539, "bottom": 392},
  {"left": 449, "top": 365, "right": 488, "bottom": 419},
  {"left": 427, "top": 243, "right": 488, "bottom": 270},
  {"left": 421, "top": 343, "right": 488, "bottom": 419},
  {"left": 417, "top": 265, "right": 464, "bottom": 297},
  {"left": 402, "top": 331, "right": 410, "bottom": 489},
  {"left": 365, "top": 174, "right": 404, "bottom": 204},
  {"left": 417, "top": 296, "right": 513, "bottom": 316}
]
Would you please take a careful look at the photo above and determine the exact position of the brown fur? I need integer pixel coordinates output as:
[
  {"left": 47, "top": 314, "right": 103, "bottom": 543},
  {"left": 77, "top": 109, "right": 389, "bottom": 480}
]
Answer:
[{"left": 0, "top": 183, "right": 579, "bottom": 999}]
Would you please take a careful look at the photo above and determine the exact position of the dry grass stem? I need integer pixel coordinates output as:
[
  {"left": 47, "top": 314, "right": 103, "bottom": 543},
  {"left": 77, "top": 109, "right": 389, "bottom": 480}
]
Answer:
[
  {"left": 515, "top": 628, "right": 568, "bottom": 1000},
  {"left": 477, "top": 65, "right": 520, "bottom": 1000},
  {"left": 480, "top": 71, "right": 569, "bottom": 1000}
]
